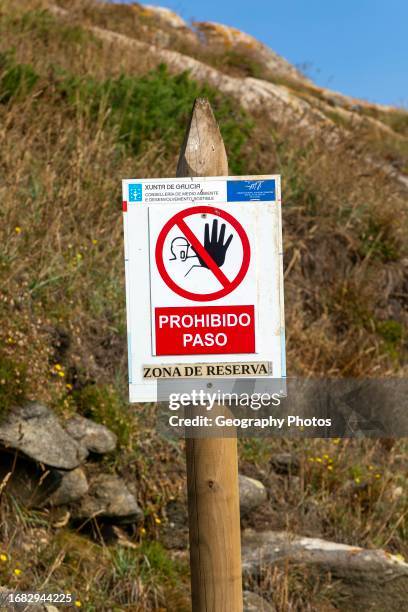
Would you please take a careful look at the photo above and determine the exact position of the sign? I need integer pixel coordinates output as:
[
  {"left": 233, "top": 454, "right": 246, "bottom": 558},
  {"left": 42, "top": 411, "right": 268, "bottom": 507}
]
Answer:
[
  {"left": 122, "top": 175, "right": 285, "bottom": 402},
  {"left": 155, "top": 305, "right": 255, "bottom": 355},
  {"left": 143, "top": 361, "right": 272, "bottom": 379},
  {"left": 155, "top": 206, "right": 250, "bottom": 301}
]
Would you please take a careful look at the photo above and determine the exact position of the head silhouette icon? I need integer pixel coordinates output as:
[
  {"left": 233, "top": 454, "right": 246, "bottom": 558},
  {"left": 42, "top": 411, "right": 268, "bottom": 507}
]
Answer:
[{"left": 170, "top": 237, "right": 191, "bottom": 261}]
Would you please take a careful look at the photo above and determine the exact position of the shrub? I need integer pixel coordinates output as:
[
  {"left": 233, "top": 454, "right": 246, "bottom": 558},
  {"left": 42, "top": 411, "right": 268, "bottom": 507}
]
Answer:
[
  {"left": 57, "top": 63, "right": 253, "bottom": 173},
  {"left": 112, "top": 541, "right": 177, "bottom": 582},
  {"left": 376, "top": 320, "right": 405, "bottom": 360},
  {"left": 0, "top": 354, "right": 27, "bottom": 419},
  {"left": 359, "top": 216, "right": 401, "bottom": 262},
  {"left": 73, "top": 384, "right": 130, "bottom": 447},
  {"left": 0, "top": 52, "right": 39, "bottom": 103}
]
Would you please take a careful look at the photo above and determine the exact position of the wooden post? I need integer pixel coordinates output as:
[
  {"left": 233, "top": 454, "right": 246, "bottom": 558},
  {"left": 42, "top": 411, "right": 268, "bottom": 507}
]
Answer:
[{"left": 177, "top": 99, "right": 243, "bottom": 612}]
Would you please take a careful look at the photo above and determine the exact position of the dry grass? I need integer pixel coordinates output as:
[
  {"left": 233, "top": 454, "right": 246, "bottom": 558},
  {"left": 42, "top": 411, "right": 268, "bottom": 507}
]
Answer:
[
  {"left": 0, "top": 493, "right": 191, "bottom": 611},
  {"left": 0, "top": 1, "right": 407, "bottom": 609},
  {"left": 240, "top": 437, "right": 408, "bottom": 553},
  {"left": 239, "top": 436, "right": 408, "bottom": 610}
]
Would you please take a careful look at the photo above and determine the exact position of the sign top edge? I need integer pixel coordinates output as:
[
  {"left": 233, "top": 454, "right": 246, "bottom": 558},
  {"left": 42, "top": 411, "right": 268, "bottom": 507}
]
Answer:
[{"left": 122, "top": 174, "right": 281, "bottom": 183}]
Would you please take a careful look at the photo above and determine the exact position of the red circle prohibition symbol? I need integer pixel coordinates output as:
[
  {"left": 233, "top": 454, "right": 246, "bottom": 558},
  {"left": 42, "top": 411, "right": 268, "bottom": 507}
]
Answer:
[{"left": 155, "top": 206, "right": 251, "bottom": 302}]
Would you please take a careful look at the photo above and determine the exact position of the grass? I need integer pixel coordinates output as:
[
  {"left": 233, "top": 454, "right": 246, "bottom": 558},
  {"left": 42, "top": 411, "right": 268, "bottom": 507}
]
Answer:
[
  {"left": 0, "top": 504, "right": 191, "bottom": 611},
  {"left": 0, "top": 51, "right": 39, "bottom": 103},
  {"left": 0, "top": 355, "right": 27, "bottom": 417},
  {"left": 0, "top": 1, "right": 407, "bottom": 609},
  {"left": 359, "top": 105, "right": 408, "bottom": 137},
  {"left": 240, "top": 437, "right": 408, "bottom": 556}
]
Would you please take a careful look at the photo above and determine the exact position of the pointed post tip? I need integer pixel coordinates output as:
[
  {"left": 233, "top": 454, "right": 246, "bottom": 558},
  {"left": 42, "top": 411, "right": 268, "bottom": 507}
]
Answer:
[
  {"left": 176, "top": 97, "right": 228, "bottom": 178},
  {"left": 191, "top": 97, "right": 212, "bottom": 111}
]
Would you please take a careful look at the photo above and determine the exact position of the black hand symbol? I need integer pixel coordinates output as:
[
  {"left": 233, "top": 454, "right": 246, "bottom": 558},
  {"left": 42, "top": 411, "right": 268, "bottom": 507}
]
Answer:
[{"left": 195, "top": 219, "right": 233, "bottom": 268}]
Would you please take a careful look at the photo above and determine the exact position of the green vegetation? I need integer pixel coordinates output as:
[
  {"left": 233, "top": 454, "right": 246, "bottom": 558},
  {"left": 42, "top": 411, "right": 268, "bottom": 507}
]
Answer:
[
  {"left": 58, "top": 63, "right": 253, "bottom": 172},
  {"left": 73, "top": 384, "right": 131, "bottom": 448},
  {"left": 323, "top": 108, "right": 351, "bottom": 129},
  {"left": 387, "top": 110, "right": 408, "bottom": 137},
  {"left": 3, "top": 7, "right": 89, "bottom": 46},
  {"left": 358, "top": 105, "right": 408, "bottom": 137},
  {"left": 113, "top": 541, "right": 178, "bottom": 583},
  {"left": 376, "top": 320, "right": 405, "bottom": 360},
  {"left": 208, "top": 49, "right": 265, "bottom": 78},
  {"left": 0, "top": 51, "right": 38, "bottom": 103},
  {"left": 0, "top": 355, "right": 27, "bottom": 417},
  {"left": 358, "top": 214, "right": 401, "bottom": 262},
  {"left": 0, "top": 48, "right": 252, "bottom": 173}
]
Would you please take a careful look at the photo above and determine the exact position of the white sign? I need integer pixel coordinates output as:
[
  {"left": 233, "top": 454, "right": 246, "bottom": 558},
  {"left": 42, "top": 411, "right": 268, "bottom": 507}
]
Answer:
[{"left": 122, "top": 176, "right": 285, "bottom": 402}]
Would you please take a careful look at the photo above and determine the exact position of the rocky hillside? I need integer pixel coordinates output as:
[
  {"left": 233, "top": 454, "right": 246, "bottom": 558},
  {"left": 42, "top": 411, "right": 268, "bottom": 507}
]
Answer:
[{"left": 0, "top": 1, "right": 407, "bottom": 610}]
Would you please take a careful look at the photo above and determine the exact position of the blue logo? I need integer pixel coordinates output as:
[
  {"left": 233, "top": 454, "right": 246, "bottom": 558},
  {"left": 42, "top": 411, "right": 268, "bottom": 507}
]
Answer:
[
  {"left": 227, "top": 179, "right": 276, "bottom": 202},
  {"left": 128, "top": 183, "right": 143, "bottom": 202}
]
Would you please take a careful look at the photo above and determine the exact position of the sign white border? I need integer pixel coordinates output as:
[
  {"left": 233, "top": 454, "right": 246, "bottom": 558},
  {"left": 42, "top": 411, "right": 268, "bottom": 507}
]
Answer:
[{"left": 122, "top": 175, "right": 285, "bottom": 402}]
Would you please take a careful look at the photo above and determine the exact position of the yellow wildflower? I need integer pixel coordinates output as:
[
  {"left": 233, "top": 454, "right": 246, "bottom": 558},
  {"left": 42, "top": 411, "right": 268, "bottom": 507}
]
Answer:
[
  {"left": 154, "top": 517, "right": 161, "bottom": 525},
  {"left": 354, "top": 477, "right": 361, "bottom": 484},
  {"left": 92, "top": 239, "right": 98, "bottom": 245},
  {"left": 75, "top": 602, "right": 82, "bottom": 608},
  {"left": 13, "top": 568, "right": 22, "bottom": 576},
  {"left": 15, "top": 227, "right": 21, "bottom": 234},
  {"left": 375, "top": 473, "right": 381, "bottom": 479},
  {"left": 0, "top": 553, "right": 8, "bottom": 562},
  {"left": 327, "top": 465, "right": 333, "bottom": 471}
]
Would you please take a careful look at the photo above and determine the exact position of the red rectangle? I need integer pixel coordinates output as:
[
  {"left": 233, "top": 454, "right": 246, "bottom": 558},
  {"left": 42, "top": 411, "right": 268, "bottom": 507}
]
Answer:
[{"left": 155, "top": 305, "right": 255, "bottom": 356}]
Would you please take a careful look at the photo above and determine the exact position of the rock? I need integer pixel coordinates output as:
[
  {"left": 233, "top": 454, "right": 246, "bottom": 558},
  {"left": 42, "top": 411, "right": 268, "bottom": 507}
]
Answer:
[
  {"left": 242, "top": 530, "right": 408, "bottom": 611},
  {"left": 144, "top": 5, "right": 187, "bottom": 29},
  {"left": 50, "top": 508, "right": 71, "bottom": 529},
  {"left": 243, "top": 591, "right": 276, "bottom": 612},
  {"left": 194, "top": 21, "right": 308, "bottom": 85},
  {"left": 64, "top": 415, "right": 117, "bottom": 454},
  {"left": 72, "top": 474, "right": 143, "bottom": 523},
  {"left": 270, "top": 453, "right": 300, "bottom": 475},
  {"left": 0, "top": 403, "right": 87, "bottom": 469},
  {"left": 48, "top": 467, "right": 89, "bottom": 506},
  {"left": 239, "top": 474, "right": 267, "bottom": 516}
]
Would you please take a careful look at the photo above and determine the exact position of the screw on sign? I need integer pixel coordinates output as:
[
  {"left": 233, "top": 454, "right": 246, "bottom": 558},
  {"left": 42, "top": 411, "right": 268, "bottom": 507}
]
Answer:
[{"left": 155, "top": 205, "right": 251, "bottom": 302}]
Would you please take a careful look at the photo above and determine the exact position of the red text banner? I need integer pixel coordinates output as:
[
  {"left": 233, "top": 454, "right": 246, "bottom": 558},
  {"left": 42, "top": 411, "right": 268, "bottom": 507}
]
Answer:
[{"left": 155, "top": 305, "right": 255, "bottom": 356}]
